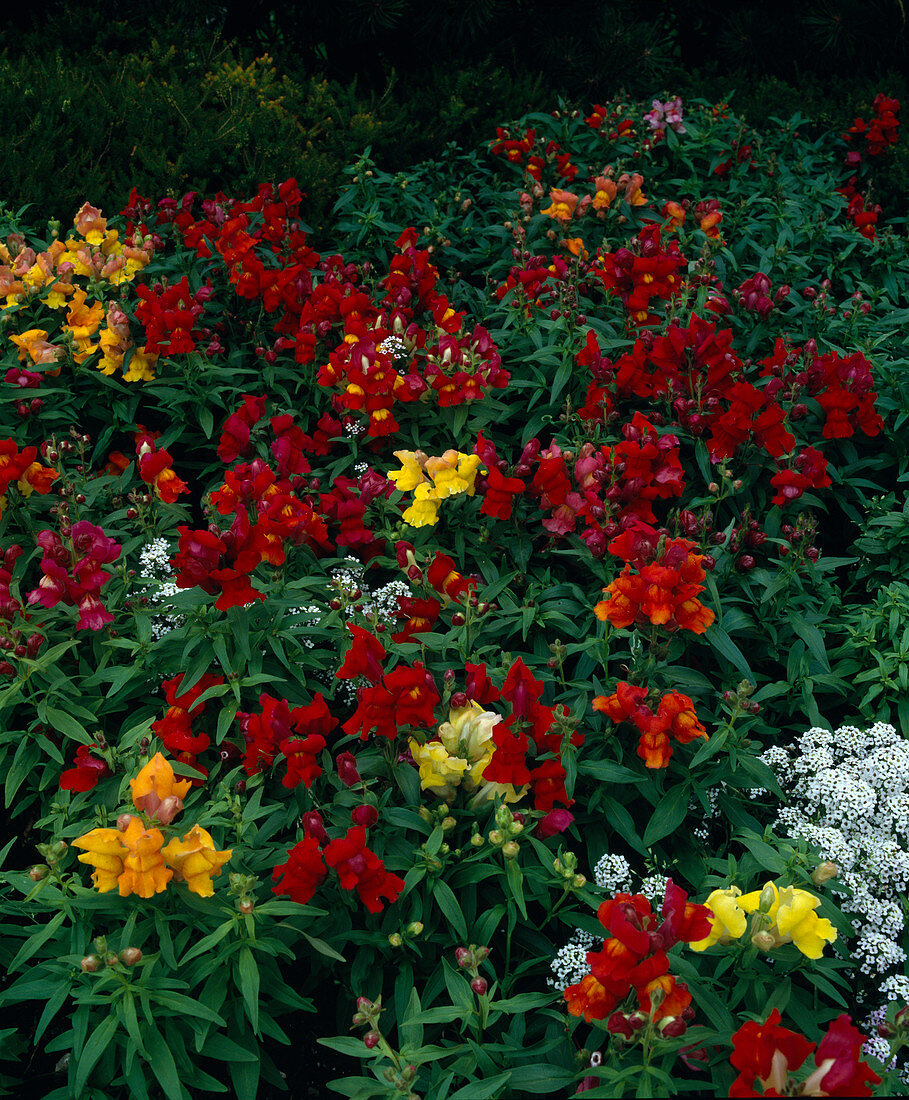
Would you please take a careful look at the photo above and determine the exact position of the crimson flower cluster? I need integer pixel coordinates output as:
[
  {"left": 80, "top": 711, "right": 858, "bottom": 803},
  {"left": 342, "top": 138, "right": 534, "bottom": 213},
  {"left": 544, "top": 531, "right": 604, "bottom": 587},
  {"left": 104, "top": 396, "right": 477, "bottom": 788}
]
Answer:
[
  {"left": 134, "top": 276, "right": 213, "bottom": 356},
  {"left": 59, "top": 743, "right": 111, "bottom": 792},
  {"left": 564, "top": 881, "right": 711, "bottom": 1026},
  {"left": 729, "top": 1008, "right": 880, "bottom": 1097},
  {"left": 844, "top": 93, "right": 900, "bottom": 158},
  {"left": 239, "top": 692, "right": 337, "bottom": 788},
  {"left": 596, "top": 225, "right": 686, "bottom": 326},
  {"left": 27, "top": 521, "right": 120, "bottom": 631},
  {"left": 272, "top": 824, "right": 404, "bottom": 914},
  {"left": 335, "top": 624, "right": 440, "bottom": 740},
  {"left": 151, "top": 672, "right": 225, "bottom": 777}
]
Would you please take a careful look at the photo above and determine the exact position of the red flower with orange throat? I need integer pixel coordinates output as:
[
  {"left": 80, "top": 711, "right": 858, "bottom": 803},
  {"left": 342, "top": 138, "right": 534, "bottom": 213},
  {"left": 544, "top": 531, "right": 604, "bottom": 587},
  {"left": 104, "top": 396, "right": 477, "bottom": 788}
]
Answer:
[{"left": 595, "top": 535, "right": 714, "bottom": 635}]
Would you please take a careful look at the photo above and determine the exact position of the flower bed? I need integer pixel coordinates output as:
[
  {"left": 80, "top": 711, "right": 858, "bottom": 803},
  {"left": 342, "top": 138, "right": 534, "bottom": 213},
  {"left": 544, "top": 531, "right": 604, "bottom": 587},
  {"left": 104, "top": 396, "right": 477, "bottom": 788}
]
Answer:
[{"left": 0, "top": 91, "right": 908, "bottom": 1098}]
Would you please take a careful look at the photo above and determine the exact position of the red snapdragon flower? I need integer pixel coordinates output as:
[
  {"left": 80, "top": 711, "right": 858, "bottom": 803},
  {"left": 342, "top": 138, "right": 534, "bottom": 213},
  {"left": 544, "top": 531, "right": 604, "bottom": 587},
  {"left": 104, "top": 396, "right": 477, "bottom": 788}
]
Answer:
[
  {"left": 323, "top": 826, "right": 404, "bottom": 913},
  {"left": 59, "top": 744, "right": 111, "bottom": 791},
  {"left": 272, "top": 836, "right": 328, "bottom": 905},
  {"left": 729, "top": 1009, "right": 880, "bottom": 1097}
]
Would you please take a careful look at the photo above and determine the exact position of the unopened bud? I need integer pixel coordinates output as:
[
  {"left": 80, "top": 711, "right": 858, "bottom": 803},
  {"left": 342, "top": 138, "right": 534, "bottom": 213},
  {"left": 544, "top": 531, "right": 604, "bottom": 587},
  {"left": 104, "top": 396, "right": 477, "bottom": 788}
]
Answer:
[
  {"left": 388, "top": 933, "right": 403, "bottom": 947},
  {"left": 364, "top": 1031, "right": 381, "bottom": 1049},
  {"left": 406, "top": 922, "right": 424, "bottom": 936},
  {"left": 810, "top": 861, "right": 839, "bottom": 886},
  {"left": 29, "top": 865, "right": 49, "bottom": 881},
  {"left": 116, "top": 813, "right": 135, "bottom": 831},
  {"left": 470, "top": 833, "right": 485, "bottom": 848},
  {"left": 80, "top": 954, "right": 102, "bottom": 973},
  {"left": 238, "top": 898, "right": 255, "bottom": 915},
  {"left": 752, "top": 930, "right": 776, "bottom": 952},
  {"left": 572, "top": 874, "right": 587, "bottom": 889},
  {"left": 758, "top": 883, "right": 777, "bottom": 914},
  {"left": 118, "top": 948, "right": 143, "bottom": 967},
  {"left": 501, "top": 841, "right": 520, "bottom": 859},
  {"left": 441, "top": 816, "right": 456, "bottom": 831},
  {"left": 470, "top": 977, "right": 488, "bottom": 996},
  {"left": 488, "top": 829, "right": 503, "bottom": 846},
  {"left": 104, "top": 952, "right": 120, "bottom": 968}
]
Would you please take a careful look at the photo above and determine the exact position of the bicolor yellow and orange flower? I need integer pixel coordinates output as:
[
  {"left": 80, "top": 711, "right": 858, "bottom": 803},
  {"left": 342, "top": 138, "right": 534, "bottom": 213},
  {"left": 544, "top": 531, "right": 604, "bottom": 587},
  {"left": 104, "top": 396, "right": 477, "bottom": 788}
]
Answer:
[
  {"left": 73, "top": 753, "right": 232, "bottom": 898},
  {"left": 540, "top": 189, "right": 580, "bottom": 224},
  {"left": 389, "top": 449, "right": 485, "bottom": 528}
]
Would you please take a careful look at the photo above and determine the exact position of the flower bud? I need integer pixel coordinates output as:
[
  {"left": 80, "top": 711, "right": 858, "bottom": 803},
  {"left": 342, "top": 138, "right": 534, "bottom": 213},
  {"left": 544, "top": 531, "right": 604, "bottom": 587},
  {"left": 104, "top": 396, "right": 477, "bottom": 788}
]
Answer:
[
  {"left": 29, "top": 865, "right": 49, "bottom": 881},
  {"left": 441, "top": 816, "right": 456, "bottom": 832},
  {"left": 751, "top": 930, "right": 776, "bottom": 952},
  {"left": 118, "top": 948, "right": 143, "bottom": 967},
  {"left": 572, "top": 874, "right": 587, "bottom": 889},
  {"left": 488, "top": 829, "right": 503, "bottom": 846},
  {"left": 455, "top": 947, "right": 474, "bottom": 968},
  {"left": 758, "top": 882, "right": 776, "bottom": 914},
  {"left": 470, "top": 833, "right": 485, "bottom": 848},
  {"left": 351, "top": 804, "right": 379, "bottom": 829},
  {"left": 80, "top": 954, "right": 102, "bottom": 972},
  {"left": 501, "top": 841, "right": 520, "bottom": 859},
  {"left": 470, "top": 977, "right": 488, "bottom": 996},
  {"left": 628, "top": 1011, "right": 648, "bottom": 1031},
  {"left": 810, "top": 861, "right": 839, "bottom": 886},
  {"left": 116, "top": 813, "right": 135, "bottom": 831},
  {"left": 364, "top": 1031, "right": 381, "bottom": 1049},
  {"left": 104, "top": 952, "right": 120, "bottom": 968},
  {"left": 238, "top": 898, "right": 255, "bottom": 916},
  {"left": 388, "top": 933, "right": 403, "bottom": 947},
  {"left": 406, "top": 922, "right": 424, "bottom": 937}
]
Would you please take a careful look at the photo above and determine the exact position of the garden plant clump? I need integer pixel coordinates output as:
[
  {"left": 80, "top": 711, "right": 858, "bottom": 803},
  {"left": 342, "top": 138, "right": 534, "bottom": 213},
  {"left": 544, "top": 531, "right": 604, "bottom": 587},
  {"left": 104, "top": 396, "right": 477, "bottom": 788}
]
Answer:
[{"left": 1, "top": 87, "right": 909, "bottom": 1099}]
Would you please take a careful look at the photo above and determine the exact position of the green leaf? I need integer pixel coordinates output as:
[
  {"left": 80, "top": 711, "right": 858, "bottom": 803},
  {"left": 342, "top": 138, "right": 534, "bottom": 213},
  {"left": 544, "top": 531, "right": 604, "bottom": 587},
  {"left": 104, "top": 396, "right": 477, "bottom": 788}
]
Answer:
[
  {"left": 505, "top": 858, "right": 527, "bottom": 919},
  {"left": 506, "top": 1065, "right": 578, "bottom": 1093},
  {"left": 302, "top": 932, "right": 346, "bottom": 962},
  {"left": 400, "top": 987, "right": 423, "bottom": 1051},
  {"left": 44, "top": 706, "right": 91, "bottom": 743},
  {"left": 8, "top": 909, "right": 65, "bottom": 971},
  {"left": 237, "top": 947, "right": 260, "bottom": 1034},
  {"left": 200, "top": 1033, "right": 259, "bottom": 1062},
  {"left": 145, "top": 1024, "right": 184, "bottom": 1100},
  {"left": 179, "top": 919, "right": 235, "bottom": 965},
  {"left": 448, "top": 1071, "right": 512, "bottom": 1098},
  {"left": 642, "top": 782, "right": 691, "bottom": 848},
  {"left": 705, "top": 626, "right": 753, "bottom": 678},
  {"left": 789, "top": 619, "right": 830, "bottom": 671},
  {"left": 432, "top": 879, "right": 467, "bottom": 941},
  {"left": 74, "top": 1013, "right": 118, "bottom": 1097}
]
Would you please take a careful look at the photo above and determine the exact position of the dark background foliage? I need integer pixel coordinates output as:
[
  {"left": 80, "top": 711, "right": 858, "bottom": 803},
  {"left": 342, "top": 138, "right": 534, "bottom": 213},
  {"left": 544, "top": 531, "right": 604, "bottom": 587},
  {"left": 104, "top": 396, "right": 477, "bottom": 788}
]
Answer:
[{"left": 1, "top": 0, "right": 907, "bottom": 235}]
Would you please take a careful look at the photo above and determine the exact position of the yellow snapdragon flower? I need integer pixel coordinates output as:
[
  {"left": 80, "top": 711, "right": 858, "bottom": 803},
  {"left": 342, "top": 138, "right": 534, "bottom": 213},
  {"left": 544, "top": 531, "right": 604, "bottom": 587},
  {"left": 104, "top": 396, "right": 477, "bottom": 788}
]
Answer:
[
  {"left": 690, "top": 886, "right": 748, "bottom": 951},
  {"left": 739, "top": 882, "right": 837, "bottom": 960},
  {"left": 161, "top": 825, "right": 233, "bottom": 897},
  {"left": 409, "top": 702, "right": 500, "bottom": 800}
]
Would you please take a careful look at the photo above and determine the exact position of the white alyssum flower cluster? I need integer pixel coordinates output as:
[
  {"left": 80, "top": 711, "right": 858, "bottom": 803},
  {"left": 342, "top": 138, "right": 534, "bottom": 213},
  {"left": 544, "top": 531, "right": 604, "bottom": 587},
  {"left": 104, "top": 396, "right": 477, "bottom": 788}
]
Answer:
[
  {"left": 136, "top": 539, "right": 186, "bottom": 639},
  {"left": 761, "top": 722, "right": 909, "bottom": 992}
]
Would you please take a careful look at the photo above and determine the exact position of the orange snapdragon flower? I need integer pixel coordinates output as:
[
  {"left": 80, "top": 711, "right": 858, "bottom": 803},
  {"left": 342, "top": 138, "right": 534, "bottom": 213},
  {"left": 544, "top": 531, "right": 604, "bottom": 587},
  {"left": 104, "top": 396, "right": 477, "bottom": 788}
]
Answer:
[
  {"left": 129, "top": 751, "right": 191, "bottom": 823},
  {"left": 663, "top": 201, "right": 686, "bottom": 230},
  {"left": 540, "top": 189, "right": 579, "bottom": 224},
  {"left": 73, "top": 816, "right": 172, "bottom": 898},
  {"left": 591, "top": 176, "right": 618, "bottom": 215}
]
